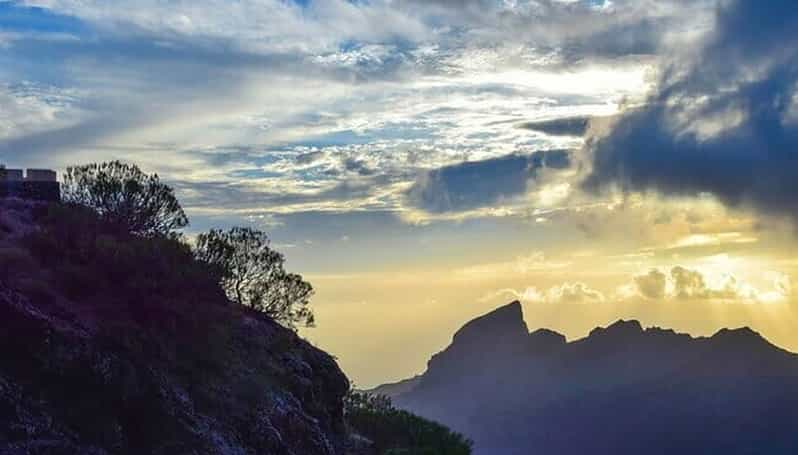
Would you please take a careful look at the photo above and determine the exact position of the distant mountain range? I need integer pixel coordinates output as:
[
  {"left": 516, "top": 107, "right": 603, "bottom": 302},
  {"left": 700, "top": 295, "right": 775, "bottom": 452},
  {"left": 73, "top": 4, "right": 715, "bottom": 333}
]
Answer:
[{"left": 372, "top": 301, "right": 798, "bottom": 454}]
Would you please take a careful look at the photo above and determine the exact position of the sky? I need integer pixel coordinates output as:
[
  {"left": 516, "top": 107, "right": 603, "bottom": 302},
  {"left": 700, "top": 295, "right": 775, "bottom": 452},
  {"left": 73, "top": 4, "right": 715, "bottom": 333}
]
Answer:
[{"left": 2, "top": 0, "right": 798, "bottom": 387}]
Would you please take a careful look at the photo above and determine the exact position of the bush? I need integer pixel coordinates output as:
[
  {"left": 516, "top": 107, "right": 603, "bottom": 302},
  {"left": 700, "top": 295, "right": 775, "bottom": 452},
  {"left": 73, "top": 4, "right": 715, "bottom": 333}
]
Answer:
[
  {"left": 345, "top": 391, "right": 472, "bottom": 455},
  {"left": 24, "top": 203, "right": 224, "bottom": 312}
]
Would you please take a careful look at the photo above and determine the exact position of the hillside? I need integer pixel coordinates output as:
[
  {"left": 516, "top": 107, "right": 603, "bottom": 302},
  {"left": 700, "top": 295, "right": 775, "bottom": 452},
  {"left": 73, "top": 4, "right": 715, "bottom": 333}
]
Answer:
[
  {"left": 378, "top": 302, "right": 798, "bottom": 455},
  {"left": 0, "top": 197, "right": 474, "bottom": 454},
  {"left": 0, "top": 198, "right": 353, "bottom": 453}
]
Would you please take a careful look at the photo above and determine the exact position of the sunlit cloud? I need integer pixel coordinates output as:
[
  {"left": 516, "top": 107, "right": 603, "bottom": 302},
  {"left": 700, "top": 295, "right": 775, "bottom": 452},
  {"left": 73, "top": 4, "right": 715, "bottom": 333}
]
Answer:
[
  {"left": 660, "top": 232, "right": 759, "bottom": 251},
  {"left": 624, "top": 265, "right": 793, "bottom": 304},
  {"left": 481, "top": 281, "right": 605, "bottom": 304}
]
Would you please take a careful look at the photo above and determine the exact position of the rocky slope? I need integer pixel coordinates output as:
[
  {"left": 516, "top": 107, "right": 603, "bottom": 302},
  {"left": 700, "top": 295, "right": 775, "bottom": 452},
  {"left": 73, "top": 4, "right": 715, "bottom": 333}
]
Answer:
[
  {"left": 379, "top": 301, "right": 798, "bottom": 455},
  {"left": 0, "top": 198, "right": 350, "bottom": 454}
]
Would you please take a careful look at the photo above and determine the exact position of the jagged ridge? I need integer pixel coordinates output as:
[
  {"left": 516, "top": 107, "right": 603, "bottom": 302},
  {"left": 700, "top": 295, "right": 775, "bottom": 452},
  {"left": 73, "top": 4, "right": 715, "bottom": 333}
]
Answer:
[{"left": 380, "top": 302, "right": 798, "bottom": 455}]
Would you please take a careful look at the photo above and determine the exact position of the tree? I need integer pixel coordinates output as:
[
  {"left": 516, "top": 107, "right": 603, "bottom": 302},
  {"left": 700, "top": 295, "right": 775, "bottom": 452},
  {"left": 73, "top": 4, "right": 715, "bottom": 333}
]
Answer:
[
  {"left": 194, "top": 227, "right": 314, "bottom": 329},
  {"left": 62, "top": 161, "right": 188, "bottom": 236}
]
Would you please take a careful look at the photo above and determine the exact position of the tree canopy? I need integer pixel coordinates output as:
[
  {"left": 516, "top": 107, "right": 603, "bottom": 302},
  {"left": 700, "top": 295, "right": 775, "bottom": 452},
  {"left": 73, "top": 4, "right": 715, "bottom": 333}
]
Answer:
[
  {"left": 60, "top": 161, "right": 314, "bottom": 329},
  {"left": 62, "top": 161, "right": 188, "bottom": 236},
  {"left": 194, "top": 227, "right": 314, "bottom": 329}
]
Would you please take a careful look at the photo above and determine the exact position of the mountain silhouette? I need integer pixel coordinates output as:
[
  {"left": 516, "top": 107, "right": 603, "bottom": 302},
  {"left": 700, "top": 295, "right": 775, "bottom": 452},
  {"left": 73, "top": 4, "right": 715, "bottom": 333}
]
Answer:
[{"left": 375, "top": 301, "right": 798, "bottom": 455}]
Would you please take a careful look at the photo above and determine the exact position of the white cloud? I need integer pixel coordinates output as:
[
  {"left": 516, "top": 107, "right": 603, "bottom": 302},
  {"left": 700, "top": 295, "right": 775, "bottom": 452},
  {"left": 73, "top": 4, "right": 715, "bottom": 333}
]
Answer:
[
  {"left": 21, "top": 0, "right": 430, "bottom": 54},
  {"left": 0, "top": 82, "right": 84, "bottom": 143},
  {"left": 660, "top": 232, "right": 758, "bottom": 250},
  {"left": 1, "top": 0, "right": 717, "bottom": 221},
  {"left": 483, "top": 281, "right": 605, "bottom": 304}
]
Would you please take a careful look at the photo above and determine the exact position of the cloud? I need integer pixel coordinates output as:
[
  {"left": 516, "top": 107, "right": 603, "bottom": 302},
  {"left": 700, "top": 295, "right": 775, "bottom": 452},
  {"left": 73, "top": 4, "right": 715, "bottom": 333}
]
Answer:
[
  {"left": 485, "top": 264, "right": 793, "bottom": 307},
  {"left": 295, "top": 151, "right": 325, "bottom": 165},
  {"left": 342, "top": 157, "right": 377, "bottom": 176},
  {"left": 0, "top": 0, "right": 712, "bottom": 223},
  {"left": 627, "top": 266, "right": 793, "bottom": 303},
  {"left": 669, "top": 265, "right": 733, "bottom": 300},
  {"left": 519, "top": 116, "right": 591, "bottom": 137},
  {"left": 394, "top": 0, "right": 711, "bottom": 63},
  {"left": 584, "top": 0, "right": 798, "bottom": 221},
  {"left": 633, "top": 268, "right": 667, "bottom": 299},
  {"left": 547, "top": 282, "right": 606, "bottom": 304},
  {"left": 484, "top": 281, "right": 605, "bottom": 305},
  {"left": 0, "top": 82, "right": 82, "bottom": 143},
  {"left": 406, "top": 149, "right": 571, "bottom": 213},
  {"left": 661, "top": 232, "right": 758, "bottom": 251},
  {"left": 18, "top": 0, "right": 430, "bottom": 55}
]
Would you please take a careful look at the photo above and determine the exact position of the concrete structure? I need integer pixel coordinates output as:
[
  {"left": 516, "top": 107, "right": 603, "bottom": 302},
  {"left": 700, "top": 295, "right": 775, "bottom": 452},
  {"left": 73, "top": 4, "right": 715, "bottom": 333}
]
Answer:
[
  {"left": 0, "top": 167, "right": 61, "bottom": 201},
  {"left": 25, "top": 169, "right": 57, "bottom": 182},
  {"left": 2, "top": 169, "right": 24, "bottom": 181}
]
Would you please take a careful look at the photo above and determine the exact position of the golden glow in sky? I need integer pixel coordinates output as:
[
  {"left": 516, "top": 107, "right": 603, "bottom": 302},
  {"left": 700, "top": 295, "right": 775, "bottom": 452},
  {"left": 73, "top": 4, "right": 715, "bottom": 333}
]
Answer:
[
  {"left": 3, "top": 0, "right": 798, "bottom": 388},
  {"left": 303, "top": 195, "right": 798, "bottom": 387}
]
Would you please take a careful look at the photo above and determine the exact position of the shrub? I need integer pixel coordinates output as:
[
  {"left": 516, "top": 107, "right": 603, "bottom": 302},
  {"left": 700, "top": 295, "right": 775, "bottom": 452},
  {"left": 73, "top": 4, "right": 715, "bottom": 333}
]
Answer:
[
  {"left": 24, "top": 203, "right": 223, "bottom": 310},
  {"left": 345, "top": 391, "right": 473, "bottom": 455}
]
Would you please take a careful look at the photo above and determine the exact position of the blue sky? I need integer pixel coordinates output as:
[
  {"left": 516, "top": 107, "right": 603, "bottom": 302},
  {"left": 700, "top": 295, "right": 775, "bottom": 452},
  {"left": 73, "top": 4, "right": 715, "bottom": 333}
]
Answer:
[{"left": 3, "top": 0, "right": 798, "bottom": 386}]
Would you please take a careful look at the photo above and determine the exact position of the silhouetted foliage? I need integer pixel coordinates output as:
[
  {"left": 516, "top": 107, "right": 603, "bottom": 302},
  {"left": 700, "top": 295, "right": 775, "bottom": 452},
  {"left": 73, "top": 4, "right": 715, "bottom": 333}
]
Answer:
[
  {"left": 194, "top": 227, "right": 314, "bottom": 329},
  {"left": 345, "top": 391, "right": 472, "bottom": 455},
  {"left": 1, "top": 199, "right": 350, "bottom": 454},
  {"left": 62, "top": 161, "right": 188, "bottom": 236},
  {"left": 24, "top": 204, "right": 222, "bottom": 306}
]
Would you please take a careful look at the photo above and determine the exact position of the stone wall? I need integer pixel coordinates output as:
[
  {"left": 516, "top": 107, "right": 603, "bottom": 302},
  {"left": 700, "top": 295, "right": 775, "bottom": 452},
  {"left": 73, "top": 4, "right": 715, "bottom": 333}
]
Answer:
[{"left": 0, "top": 168, "right": 61, "bottom": 202}]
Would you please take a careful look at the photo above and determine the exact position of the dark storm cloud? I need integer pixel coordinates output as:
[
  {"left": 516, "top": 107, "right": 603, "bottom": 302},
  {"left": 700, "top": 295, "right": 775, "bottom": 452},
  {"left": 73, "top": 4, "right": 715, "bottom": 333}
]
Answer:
[
  {"left": 520, "top": 116, "right": 591, "bottom": 137},
  {"left": 407, "top": 149, "right": 571, "bottom": 213},
  {"left": 584, "top": 0, "right": 798, "bottom": 220}
]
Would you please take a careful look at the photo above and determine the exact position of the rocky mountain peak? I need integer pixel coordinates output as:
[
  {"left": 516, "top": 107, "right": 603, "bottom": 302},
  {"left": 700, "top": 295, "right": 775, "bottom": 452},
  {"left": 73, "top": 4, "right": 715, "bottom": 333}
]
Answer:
[
  {"left": 527, "top": 328, "right": 567, "bottom": 353},
  {"left": 588, "top": 319, "right": 643, "bottom": 340},
  {"left": 451, "top": 301, "right": 528, "bottom": 346},
  {"left": 710, "top": 326, "right": 771, "bottom": 351},
  {"left": 712, "top": 326, "right": 761, "bottom": 339}
]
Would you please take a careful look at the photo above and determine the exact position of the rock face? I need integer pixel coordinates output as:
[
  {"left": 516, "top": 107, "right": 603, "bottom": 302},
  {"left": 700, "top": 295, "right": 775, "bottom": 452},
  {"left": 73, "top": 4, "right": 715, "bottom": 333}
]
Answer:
[
  {"left": 422, "top": 302, "right": 529, "bottom": 388},
  {"left": 0, "top": 199, "right": 350, "bottom": 454},
  {"left": 379, "top": 302, "right": 798, "bottom": 455}
]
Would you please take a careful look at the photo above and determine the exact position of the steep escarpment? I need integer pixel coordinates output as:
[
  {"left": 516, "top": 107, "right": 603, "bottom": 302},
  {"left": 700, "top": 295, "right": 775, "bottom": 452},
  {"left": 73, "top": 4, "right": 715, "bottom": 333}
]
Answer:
[
  {"left": 0, "top": 198, "right": 349, "bottom": 454},
  {"left": 382, "top": 302, "right": 798, "bottom": 455}
]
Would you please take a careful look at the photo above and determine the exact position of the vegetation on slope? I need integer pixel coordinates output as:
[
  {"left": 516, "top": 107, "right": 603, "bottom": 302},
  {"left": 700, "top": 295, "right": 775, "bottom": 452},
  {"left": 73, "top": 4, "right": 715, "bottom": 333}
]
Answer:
[
  {"left": 1, "top": 197, "right": 349, "bottom": 453},
  {"left": 345, "top": 392, "right": 472, "bottom": 455},
  {"left": 0, "top": 160, "right": 471, "bottom": 454}
]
